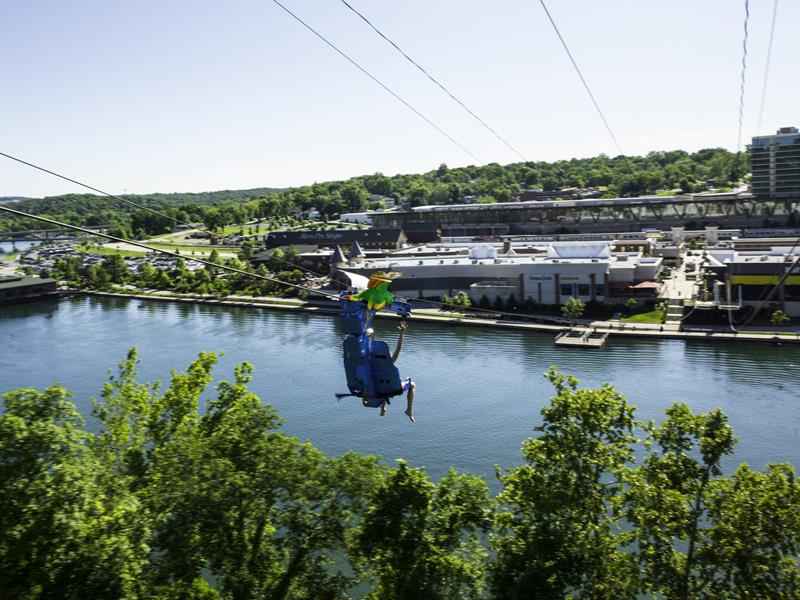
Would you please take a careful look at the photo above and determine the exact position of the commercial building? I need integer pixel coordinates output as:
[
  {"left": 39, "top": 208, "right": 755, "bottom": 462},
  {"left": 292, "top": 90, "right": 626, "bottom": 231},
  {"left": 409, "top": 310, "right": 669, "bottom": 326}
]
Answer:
[
  {"left": 513, "top": 188, "right": 603, "bottom": 201},
  {"left": 262, "top": 224, "right": 441, "bottom": 255},
  {"left": 333, "top": 242, "right": 662, "bottom": 305},
  {"left": 339, "top": 212, "right": 372, "bottom": 224},
  {"left": 0, "top": 276, "right": 58, "bottom": 305},
  {"left": 704, "top": 245, "right": 800, "bottom": 316},
  {"left": 750, "top": 127, "right": 800, "bottom": 198},
  {"left": 265, "top": 228, "right": 407, "bottom": 250}
]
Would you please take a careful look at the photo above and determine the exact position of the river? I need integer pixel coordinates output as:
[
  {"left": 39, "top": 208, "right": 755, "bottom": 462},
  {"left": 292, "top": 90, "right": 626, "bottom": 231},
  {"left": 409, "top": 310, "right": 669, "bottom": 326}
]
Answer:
[
  {"left": 0, "top": 240, "right": 39, "bottom": 255},
  {"left": 1, "top": 296, "right": 798, "bottom": 483}
]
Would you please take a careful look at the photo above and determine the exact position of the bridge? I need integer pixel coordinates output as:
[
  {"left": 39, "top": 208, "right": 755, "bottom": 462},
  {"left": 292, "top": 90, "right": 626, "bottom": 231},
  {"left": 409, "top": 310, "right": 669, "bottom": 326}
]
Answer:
[
  {"left": 0, "top": 225, "right": 108, "bottom": 242},
  {"left": 370, "top": 193, "right": 800, "bottom": 236}
]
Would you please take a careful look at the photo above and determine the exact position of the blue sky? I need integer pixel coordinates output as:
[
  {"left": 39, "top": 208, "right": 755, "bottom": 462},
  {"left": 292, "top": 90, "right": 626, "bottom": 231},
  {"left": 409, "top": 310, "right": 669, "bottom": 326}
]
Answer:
[{"left": 2, "top": 0, "right": 797, "bottom": 197}]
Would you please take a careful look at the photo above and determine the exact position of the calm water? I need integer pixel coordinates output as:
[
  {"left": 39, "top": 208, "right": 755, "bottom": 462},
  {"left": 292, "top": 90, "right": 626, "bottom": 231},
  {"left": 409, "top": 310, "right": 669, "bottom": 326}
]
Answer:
[
  {"left": 0, "top": 240, "right": 39, "bottom": 254},
  {"left": 1, "top": 296, "right": 799, "bottom": 483}
]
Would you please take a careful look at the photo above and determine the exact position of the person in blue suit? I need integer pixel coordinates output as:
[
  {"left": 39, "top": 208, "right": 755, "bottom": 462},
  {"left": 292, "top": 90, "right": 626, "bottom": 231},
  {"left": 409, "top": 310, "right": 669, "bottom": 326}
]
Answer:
[{"left": 338, "top": 279, "right": 415, "bottom": 421}]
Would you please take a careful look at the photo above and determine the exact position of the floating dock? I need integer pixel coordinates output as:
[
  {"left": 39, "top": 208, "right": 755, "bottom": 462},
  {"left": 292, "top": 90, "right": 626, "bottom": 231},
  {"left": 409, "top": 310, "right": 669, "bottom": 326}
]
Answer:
[{"left": 555, "top": 329, "right": 609, "bottom": 348}]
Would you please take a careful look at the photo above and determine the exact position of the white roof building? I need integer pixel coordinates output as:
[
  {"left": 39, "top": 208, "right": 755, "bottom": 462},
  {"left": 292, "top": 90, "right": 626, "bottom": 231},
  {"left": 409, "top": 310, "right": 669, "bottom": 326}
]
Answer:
[{"left": 337, "top": 242, "right": 662, "bottom": 305}]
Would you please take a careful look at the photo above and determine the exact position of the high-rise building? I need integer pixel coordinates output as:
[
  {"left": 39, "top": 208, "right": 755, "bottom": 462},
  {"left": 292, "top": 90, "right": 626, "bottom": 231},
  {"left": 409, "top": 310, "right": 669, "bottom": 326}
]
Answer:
[{"left": 750, "top": 126, "right": 800, "bottom": 197}]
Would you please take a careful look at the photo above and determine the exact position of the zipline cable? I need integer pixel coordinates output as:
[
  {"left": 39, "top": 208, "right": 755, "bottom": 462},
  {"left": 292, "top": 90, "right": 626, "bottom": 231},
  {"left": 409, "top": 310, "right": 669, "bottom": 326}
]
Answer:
[
  {"left": 736, "top": 0, "right": 751, "bottom": 153},
  {"left": 726, "top": 0, "right": 795, "bottom": 331},
  {"left": 0, "top": 204, "right": 343, "bottom": 302},
  {"left": 0, "top": 150, "right": 356, "bottom": 286},
  {"left": 537, "top": 0, "right": 623, "bottom": 156},
  {"left": 3, "top": 197, "right": 574, "bottom": 325},
  {"left": 737, "top": 244, "right": 800, "bottom": 331},
  {"left": 0, "top": 153, "right": 583, "bottom": 326},
  {"left": 0, "top": 148, "right": 558, "bottom": 316},
  {"left": 0, "top": 151, "right": 206, "bottom": 232},
  {"left": 756, "top": 0, "right": 779, "bottom": 135},
  {"left": 721, "top": 232, "right": 800, "bottom": 332},
  {"left": 270, "top": 0, "right": 482, "bottom": 163},
  {"left": 337, "top": 0, "right": 527, "bottom": 162}
]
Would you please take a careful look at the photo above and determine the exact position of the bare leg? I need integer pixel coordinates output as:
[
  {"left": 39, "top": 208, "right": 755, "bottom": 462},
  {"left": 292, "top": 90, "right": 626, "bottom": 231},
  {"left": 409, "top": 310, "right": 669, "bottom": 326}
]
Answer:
[
  {"left": 404, "top": 383, "right": 415, "bottom": 423},
  {"left": 380, "top": 399, "right": 387, "bottom": 416}
]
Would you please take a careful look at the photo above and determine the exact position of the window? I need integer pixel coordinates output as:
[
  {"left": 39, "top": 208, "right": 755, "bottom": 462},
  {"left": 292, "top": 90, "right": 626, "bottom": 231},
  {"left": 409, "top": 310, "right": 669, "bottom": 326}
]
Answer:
[
  {"left": 595, "top": 283, "right": 605, "bottom": 297},
  {"left": 578, "top": 284, "right": 591, "bottom": 296},
  {"left": 560, "top": 284, "right": 573, "bottom": 297}
]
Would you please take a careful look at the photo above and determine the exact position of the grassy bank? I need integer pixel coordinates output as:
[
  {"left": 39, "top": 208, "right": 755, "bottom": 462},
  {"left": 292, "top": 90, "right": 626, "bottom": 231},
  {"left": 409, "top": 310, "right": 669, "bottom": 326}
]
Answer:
[{"left": 620, "top": 309, "right": 665, "bottom": 324}]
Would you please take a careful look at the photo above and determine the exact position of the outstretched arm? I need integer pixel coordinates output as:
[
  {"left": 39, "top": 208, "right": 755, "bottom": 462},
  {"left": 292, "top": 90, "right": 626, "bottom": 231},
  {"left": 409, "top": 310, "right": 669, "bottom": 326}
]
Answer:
[{"left": 391, "top": 321, "right": 407, "bottom": 363}]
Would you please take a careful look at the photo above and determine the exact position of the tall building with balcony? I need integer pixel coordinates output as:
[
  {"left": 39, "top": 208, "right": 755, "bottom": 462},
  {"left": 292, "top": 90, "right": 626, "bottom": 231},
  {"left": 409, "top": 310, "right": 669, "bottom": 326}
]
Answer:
[{"left": 750, "top": 126, "right": 800, "bottom": 198}]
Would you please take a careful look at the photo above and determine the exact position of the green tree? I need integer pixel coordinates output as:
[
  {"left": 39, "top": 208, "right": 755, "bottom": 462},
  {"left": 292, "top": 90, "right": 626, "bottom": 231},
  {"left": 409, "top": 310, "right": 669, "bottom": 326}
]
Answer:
[
  {"left": 137, "top": 262, "right": 157, "bottom": 288},
  {"left": 85, "top": 262, "right": 112, "bottom": 290},
  {"left": 0, "top": 385, "right": 150, "bottom": 599},
  {"left": 492, "top": 295, "right": 506, "bottom": 312},
  {"left": 240, "top": 239, "right": 255, "bottom": 262},
  {"left": 706, "top": 151, "right": 735, "bottom": 185},
  {"left": 356, "top": 461, "right": 492, "bottom": 600},
  {"left": 4, "top": 351, "right": 800, "bottom": 598},
  {"left": 442, "top": 291, "right": 471, "bottom": 311},
  {"left": 622, "top": 404, "right": 773, "bottom": 598},
  {"left": 491, "top": 368, "right": 640, "bottom": 598},
  {"left": 771, "top": 309, "right": 790, "bottom": 327},
  {"left": 155, "top": 268, "right": 173, "bottom": 290},
  {"left": 91, "top": 349, "right": 387, "bottom": 599},
  {"left": 505, "top": 293, "right": 519, "bottom": 311},
  {"left": 700, "top": 463, "right": 800, "bottom": 597},
  {"left": 341, "top": 182, "right": 368, "bottom": 212},
  {"left": 284, "top": 245, "right": 300, "bottom": 267},
  {"left": 205, "top": 249, "right": 222, "bottom": 276},
  {"left": 561, "top": 296, "right": 585, "bottom": 322}
]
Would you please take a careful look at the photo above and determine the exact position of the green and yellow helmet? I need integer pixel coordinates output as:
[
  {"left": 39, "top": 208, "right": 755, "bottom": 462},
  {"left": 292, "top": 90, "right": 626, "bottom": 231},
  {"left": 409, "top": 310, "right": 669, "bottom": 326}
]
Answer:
[{"left": 347, "top": 272, "right": 397, "bottom": 311}]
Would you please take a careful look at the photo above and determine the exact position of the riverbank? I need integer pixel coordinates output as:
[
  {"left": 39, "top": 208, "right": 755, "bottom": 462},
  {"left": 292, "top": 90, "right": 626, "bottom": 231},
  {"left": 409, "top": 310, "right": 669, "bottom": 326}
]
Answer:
[{"left": 77, "top": 289, "right": 800, "bottom": 346}]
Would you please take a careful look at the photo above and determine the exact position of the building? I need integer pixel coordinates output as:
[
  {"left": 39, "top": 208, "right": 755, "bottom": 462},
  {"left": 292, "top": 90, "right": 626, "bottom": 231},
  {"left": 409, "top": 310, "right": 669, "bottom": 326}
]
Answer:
[
  {"left": 704, "top": 245, "right": 800, "bottom": 316},
  {"left": 0, "top": 276, "right": 58, "bottom": 305},
  {"left": 339, "top": 212, "right": 372, "bottom": 224},
  {"left": 398, "top": 222, "right": 442, "bottom": 244},
  {"left": 750, "top": 127, "right": 800, "bottom": 198},
  {"left": 334, "top": 242, "right": 662, "bottom": 305},
  {"left": 264, "top": 228, "right": 407, "bottom": 250},
  {"left": 513, "top": 188, "right": 603, "bottom": 201}
]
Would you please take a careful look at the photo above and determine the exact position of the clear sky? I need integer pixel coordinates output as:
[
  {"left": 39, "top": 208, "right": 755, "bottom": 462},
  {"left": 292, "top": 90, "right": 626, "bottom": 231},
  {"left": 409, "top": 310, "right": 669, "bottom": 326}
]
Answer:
[{"left": 2, "top": 0, "right": 797, "bottom": 197}]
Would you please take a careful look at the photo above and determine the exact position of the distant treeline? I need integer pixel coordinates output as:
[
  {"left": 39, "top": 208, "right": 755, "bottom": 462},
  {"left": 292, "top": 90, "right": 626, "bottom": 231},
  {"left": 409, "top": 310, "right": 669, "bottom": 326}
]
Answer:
[
  {"left": 0, "top": 148, "right": 748, "bottom": 236},
  {"left": 2, "top": 354, "right": 798, "bottom": 599}
]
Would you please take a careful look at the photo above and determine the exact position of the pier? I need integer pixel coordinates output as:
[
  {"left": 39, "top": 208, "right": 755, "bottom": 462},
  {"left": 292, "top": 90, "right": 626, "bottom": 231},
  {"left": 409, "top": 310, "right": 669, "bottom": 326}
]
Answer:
[{"left": 555, "top": 329, "right": 609, "bottom": 348}]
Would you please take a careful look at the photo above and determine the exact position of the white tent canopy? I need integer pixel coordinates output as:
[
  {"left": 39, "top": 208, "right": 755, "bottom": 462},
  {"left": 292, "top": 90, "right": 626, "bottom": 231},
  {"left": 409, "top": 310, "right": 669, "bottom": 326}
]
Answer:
[{"left": 338, "top": 270, "right": 370, "bottom": 290}]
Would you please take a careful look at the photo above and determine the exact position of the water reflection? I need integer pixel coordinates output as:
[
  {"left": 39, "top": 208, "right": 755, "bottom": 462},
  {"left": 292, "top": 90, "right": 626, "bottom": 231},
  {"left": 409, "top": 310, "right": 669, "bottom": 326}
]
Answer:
[{"left": 0, "top": 296, "right": 60, "bottom": 320}]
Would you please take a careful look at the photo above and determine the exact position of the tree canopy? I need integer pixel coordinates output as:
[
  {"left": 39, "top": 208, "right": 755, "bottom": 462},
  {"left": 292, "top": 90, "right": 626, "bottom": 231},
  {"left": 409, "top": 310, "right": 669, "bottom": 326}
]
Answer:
[{"left": 2, "top": 355, "right": 797, "bottom": 599}]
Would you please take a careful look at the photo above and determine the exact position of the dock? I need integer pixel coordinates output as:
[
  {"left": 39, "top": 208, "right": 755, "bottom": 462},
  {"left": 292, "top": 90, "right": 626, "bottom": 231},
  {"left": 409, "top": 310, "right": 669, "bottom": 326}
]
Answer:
[{"left": 555, "top": 329, "right": 609, "bottom": 348}]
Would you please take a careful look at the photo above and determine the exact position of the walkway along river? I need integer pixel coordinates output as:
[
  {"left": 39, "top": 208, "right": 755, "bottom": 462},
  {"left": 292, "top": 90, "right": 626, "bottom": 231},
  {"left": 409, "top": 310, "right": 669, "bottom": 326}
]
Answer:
[{"left": 1, "top": 295, "right": 798, "bottom": 486}]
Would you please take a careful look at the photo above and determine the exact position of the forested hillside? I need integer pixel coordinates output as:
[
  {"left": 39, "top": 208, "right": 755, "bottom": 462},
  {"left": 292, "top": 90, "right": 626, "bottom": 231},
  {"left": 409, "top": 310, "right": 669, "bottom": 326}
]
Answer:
[{"left": 0, "top": 148, "right": 747, "bottom": 236}]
